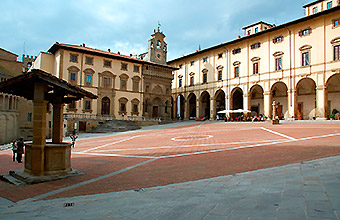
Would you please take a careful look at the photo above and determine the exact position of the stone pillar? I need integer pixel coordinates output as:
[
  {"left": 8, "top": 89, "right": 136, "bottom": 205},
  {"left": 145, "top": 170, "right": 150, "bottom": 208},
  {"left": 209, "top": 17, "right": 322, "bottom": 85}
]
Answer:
[
  {"left": 28, "top": 82, "right": 48, "bottom": 176},
  {"left": 243, "top": 93, "right": 250, "bottom": 111},
  {"left": 196, "top": 98, "right": 201, "bottom": 119},
  {"left": 263, "top": 91, "right": 272, "bottom": 119},
  {"left": 184, "top": 99, "right": 189, "bottom": 120},
  {"left": 316, "top": 85, "right": 327, "bottom": 120},
  {"left": 210, "top": 98, "right": 216, "bottom": 120},
  {"left": 52, "top": 102, "right": 64, "bottom": 143},
  {"left": 288, "top": 89, "right": 297, "bottom": 119}
]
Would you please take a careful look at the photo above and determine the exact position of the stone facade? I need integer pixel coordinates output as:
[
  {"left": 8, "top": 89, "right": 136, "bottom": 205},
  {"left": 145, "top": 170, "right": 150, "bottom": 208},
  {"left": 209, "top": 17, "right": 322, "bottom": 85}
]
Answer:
[
  {"left": 32, "top": 30, "right": 175, "bottom": 133},
  {"left": 0, "top": 48, "right": 36, "bottom": 144},
  {"left": 169, "top": 0, "right": 340, "bottom": 121}
]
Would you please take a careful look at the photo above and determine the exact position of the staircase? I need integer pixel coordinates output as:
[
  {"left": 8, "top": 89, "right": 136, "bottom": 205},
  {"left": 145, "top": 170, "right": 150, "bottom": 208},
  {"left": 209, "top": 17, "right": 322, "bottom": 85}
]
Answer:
[{"left": 89, "top": 120, "right": 141, "bottom": 133}]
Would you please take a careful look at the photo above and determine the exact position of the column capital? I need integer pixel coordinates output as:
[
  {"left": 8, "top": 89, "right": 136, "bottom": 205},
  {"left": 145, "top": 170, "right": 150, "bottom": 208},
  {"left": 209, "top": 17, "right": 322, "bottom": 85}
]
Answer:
[
  {"left": 316, "top": 85, "right": 327, "bottom": 90},
  {"left": 264, "top": 91, "right": 271, "bottom": 96}
]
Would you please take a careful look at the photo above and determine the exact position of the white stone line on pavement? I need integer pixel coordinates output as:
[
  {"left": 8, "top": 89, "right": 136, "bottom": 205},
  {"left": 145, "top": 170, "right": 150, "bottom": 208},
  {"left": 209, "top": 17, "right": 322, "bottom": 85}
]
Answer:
[
  {"left": 18, "top": 158, "right": 159, "bottom": 203},
  {"left": 73, "top": 152, "right": 157, "bottom": 159},
  {"left": 81, "top": 135, "right": 145, "bottom": 153},
  {"left": 260, "top": 127, "right": 297, "bottom": 140},
  {"left": 156, "top": 132, "right": 340, "bottom": 159},
  {"left": 91, "top": 139, "right": 285, "bottom": 152}
]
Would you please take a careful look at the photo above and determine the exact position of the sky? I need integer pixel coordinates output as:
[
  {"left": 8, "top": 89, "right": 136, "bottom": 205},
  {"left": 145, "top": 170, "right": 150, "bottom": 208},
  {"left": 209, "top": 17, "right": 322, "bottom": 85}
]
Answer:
[{"left": 1, "top": 0, "right": 311, "bottom": 62}]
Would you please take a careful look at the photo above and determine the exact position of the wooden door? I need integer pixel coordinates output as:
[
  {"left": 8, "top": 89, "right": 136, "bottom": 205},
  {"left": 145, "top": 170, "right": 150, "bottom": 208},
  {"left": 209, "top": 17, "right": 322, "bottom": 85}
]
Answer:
[
  {"left": 153, "top": 106, "right": 159, "bottom": 117},
  {"left": 101, "top": 97, "right": 110, "bottom": 115}
]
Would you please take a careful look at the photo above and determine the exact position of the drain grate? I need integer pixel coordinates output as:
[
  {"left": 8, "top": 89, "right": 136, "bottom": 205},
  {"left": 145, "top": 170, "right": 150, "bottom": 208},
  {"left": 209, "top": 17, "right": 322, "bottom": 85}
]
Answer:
[{"left": 63, "top": 202, "right": 74, "bottom": 207}]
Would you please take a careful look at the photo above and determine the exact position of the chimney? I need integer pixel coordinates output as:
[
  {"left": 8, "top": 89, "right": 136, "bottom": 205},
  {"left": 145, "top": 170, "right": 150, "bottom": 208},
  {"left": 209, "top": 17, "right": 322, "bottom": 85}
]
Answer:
[
  {"left": 108, "top": 49, "right": 111, "bottom": 52},
  {"left": 118, "top": 51, "right": 120, "bottom": 55},
  {"left": 238, "top": 35, "right": 241, "bottom": 39},
  {"left": 130, "top": 54, "right": 132, "bottom": 57},
  {"left": 82, "top": 43, "right": 85, "bottom": 47}
]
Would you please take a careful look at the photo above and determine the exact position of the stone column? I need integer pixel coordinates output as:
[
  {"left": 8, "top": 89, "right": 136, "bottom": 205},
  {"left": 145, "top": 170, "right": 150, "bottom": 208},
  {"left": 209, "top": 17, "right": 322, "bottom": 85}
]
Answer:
[
  {"left": 210, "top": 97, "right": 216, "bottom": 120},
  {"left": 52, "top": 101, "right": 64, "bottom": 143},
  {"left": 29, "top": 82, "right": 48, "bottom": 176},
  {"left": 263, "top": 91, "right": 272, "bottom": 119},
  {"left": 196, "top": 97, "right": 201, "bottom": 119},
  {"left": 243, "top": 93, "right": 250, "bottom": 111},
  {"left": 288, "top": 89, "right": 297, "bottom": 119},
  {"left": 184, "top": 99, "right": 189, "bottom": 120},
  {"left": 316, "top": 85, "right": 327, "bottom": 120}
]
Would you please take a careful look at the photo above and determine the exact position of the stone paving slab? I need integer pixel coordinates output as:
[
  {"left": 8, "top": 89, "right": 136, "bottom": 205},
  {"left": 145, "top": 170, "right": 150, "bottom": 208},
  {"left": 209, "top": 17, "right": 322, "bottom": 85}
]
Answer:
[{"left": 0, "top": 155, "right": 339, "bottom": 220}]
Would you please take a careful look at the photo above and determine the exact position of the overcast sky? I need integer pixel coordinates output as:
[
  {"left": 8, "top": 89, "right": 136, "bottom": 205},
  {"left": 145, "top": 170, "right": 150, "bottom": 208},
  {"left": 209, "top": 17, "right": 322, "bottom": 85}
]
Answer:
[{"left": 1, "top": 0, "right": 311, "bottom": 62}]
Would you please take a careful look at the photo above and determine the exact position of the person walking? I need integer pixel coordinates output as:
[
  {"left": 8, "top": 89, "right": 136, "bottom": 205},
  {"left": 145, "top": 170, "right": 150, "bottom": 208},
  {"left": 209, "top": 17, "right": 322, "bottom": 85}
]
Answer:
[
  {"left": 70, "top": 129, "right": 78, "bottom": 148},
  {"left": 16, "top": 137, "right": 24, "bottom": 163},
  {"left": 12, "top": 139, "right": 17, "bottom": 162}
]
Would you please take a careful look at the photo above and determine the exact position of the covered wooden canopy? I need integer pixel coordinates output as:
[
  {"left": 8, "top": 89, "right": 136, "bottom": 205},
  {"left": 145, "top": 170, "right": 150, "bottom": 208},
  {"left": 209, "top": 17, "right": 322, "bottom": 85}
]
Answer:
[
  {"left": 0, "top": 69, "right": 97, "bottom": 177},
  {"left": 0, "top": 69, "right": 97, "bottom": 102}
]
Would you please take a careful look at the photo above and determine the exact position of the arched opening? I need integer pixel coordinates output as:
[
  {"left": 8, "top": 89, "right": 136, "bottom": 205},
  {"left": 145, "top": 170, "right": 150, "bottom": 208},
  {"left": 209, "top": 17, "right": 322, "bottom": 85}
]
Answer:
[
  {"left": 101, "top": 97, "right": 110, "bottom": 115},
  {"left": 188, "top": 93, "right": 197, "bottom": 119},
  {"left": 215, "top": 90, "right": 226, "bottom": 119},
  {"left": 177, "top": 94, "right": 185, "bottom": 119},
  {"left": 326, "top": 73, "right": 340, "bottom": 119},
  {"left": 231, "top": 87, "right": 243, "bottom": 110},
  {"left": 249, "top": 85, "right": 264, "bottom": 117},
  {"left": 296, "top": 78, "right": 316, "bottom": 120},
  {"left": 271, "top": 82, "right": 288, "bottom": 119},
  {"left": 201, "top": 91, "right": 210, "bottom": 119}
]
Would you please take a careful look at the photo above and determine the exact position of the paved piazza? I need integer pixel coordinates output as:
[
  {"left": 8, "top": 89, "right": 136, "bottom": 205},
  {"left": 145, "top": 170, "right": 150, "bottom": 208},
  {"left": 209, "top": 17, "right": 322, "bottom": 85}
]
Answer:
[{"left": 0, "top": 121, "right": 340, "bottom": 219}]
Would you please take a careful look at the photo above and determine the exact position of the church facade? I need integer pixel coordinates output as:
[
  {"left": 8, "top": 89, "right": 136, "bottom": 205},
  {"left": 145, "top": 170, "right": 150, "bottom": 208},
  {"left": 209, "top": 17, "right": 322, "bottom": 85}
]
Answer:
[
  {"left": 169, "top": 0, "right": 340, "bottom": 121},
  {"left": 32, "top": 29, "right": 175, "bottom": 132}
]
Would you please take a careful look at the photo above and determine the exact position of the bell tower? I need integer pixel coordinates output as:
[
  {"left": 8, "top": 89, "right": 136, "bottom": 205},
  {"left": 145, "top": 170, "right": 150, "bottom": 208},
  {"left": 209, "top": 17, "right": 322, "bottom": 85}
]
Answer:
[{"left": 147, "top": 24, "right": 167, "bottom": 64}]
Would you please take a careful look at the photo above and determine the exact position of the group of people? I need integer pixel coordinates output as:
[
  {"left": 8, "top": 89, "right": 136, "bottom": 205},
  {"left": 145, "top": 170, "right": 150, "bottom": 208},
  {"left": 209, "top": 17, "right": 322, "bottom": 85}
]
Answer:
[
  {"left": 11, "top": 137, "right": 24, "bottom": 163},
  {"left": 223, "top": 114, "right": 268, "bottom": 122}
]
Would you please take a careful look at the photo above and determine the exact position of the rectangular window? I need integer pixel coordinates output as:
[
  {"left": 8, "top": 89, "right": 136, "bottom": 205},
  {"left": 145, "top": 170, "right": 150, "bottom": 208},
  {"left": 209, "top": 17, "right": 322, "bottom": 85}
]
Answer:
[
  {"left": 69, "top": 101, "right": 76, "bottom": 109},
  {"left": 313, "top": 7, "right": 318, "bottom": 14},
  {"left": 255, "top": 27, "right": 258, "bottom": 33},
  {"left": 190, "top": 76, "right": 194, "bottom": 86},
  {"left": 334, "top": 19, "right": 340, "bottom": 27},
  {"left": 133, "top": 81, "right": 139, "bottom": 91},
  {"left": 299, "top": 28, "right": 311, "bottom": 36},
  {"left": 251, "top": 42, "right": 261, "bottom": 49},
  {"left": 120, "top": 103, "right": 126, "bottom": 112},
  {"left": 86, "top": 75, "right": 92, "bottom": 83},
  {"left": 247, "top": 30, "right": 251, "bottom": 35},
  {"left": 85, "top": 56, "right": 93, "bottom": 65},
  {"left": 85, "top": 100, "right": 91, "bottom": 110},
  {"left": 275, "top": 57, "right": 282, "bottom": 71},
  {"left": 327, "top": 1, "right": 332, "bottom": 9},
  {"left": 27, "top": 112, "right": 32, "bottom": 122},
  {"left": 121, "top": 63, "right": 128, "bottom": 71},
  {"left": 133, "top": 65, "right": 140, "bottom": 73},
  {"left": 218, "top": 70, "right": 222, "bottom": 81},
  {"left": 179, "top": 78, "right": 182, "bottom": 88},
  {"left": 334, "top": 45, "right": 340, "bottom": 61},
  {"left": 218, "top": 53, "right": 223, "bottom": 59},
  {"left": 70, "top": 54, "right": 78, "bottom": 63},
  {"left": 133, "top": 104, "right": 138, "bottom": 113},
  {"left": 179, "top": 64, "right": 183, "bottom": 69},
  {"left": 232, "top": 48, "right": 241, "bottom": 55},
  {"left": 302, "top": 52, "right": 310, "bottom": 66},
  {"left": 203, "top": 57, "right": 208, "bottom": 62},
  {"left": 120, "top": 79, "right": 127, "bottom": 90},
  {"left": 234, "top": 66, "right": 239, "bottom": 78},
  {"left": 70, "top": 73, "right": 76, "bottom": 81},
  {"left": 103, "top": 77, "right": 111, "bottom": 87},
  {"left": 253, "top": 63, "right": 259, "bottom": 74},
  {"left": 273, "top": 36, "right": 283, "bottom": 43},
  {"left": 203, "top": 73, "right": 207, "bottom": 84},
  {"left": 104, "top": 60, "right": 111, "bottom": 67},
  {"left": 190, "top": 61, "right": 194, "bottom": 66}
]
